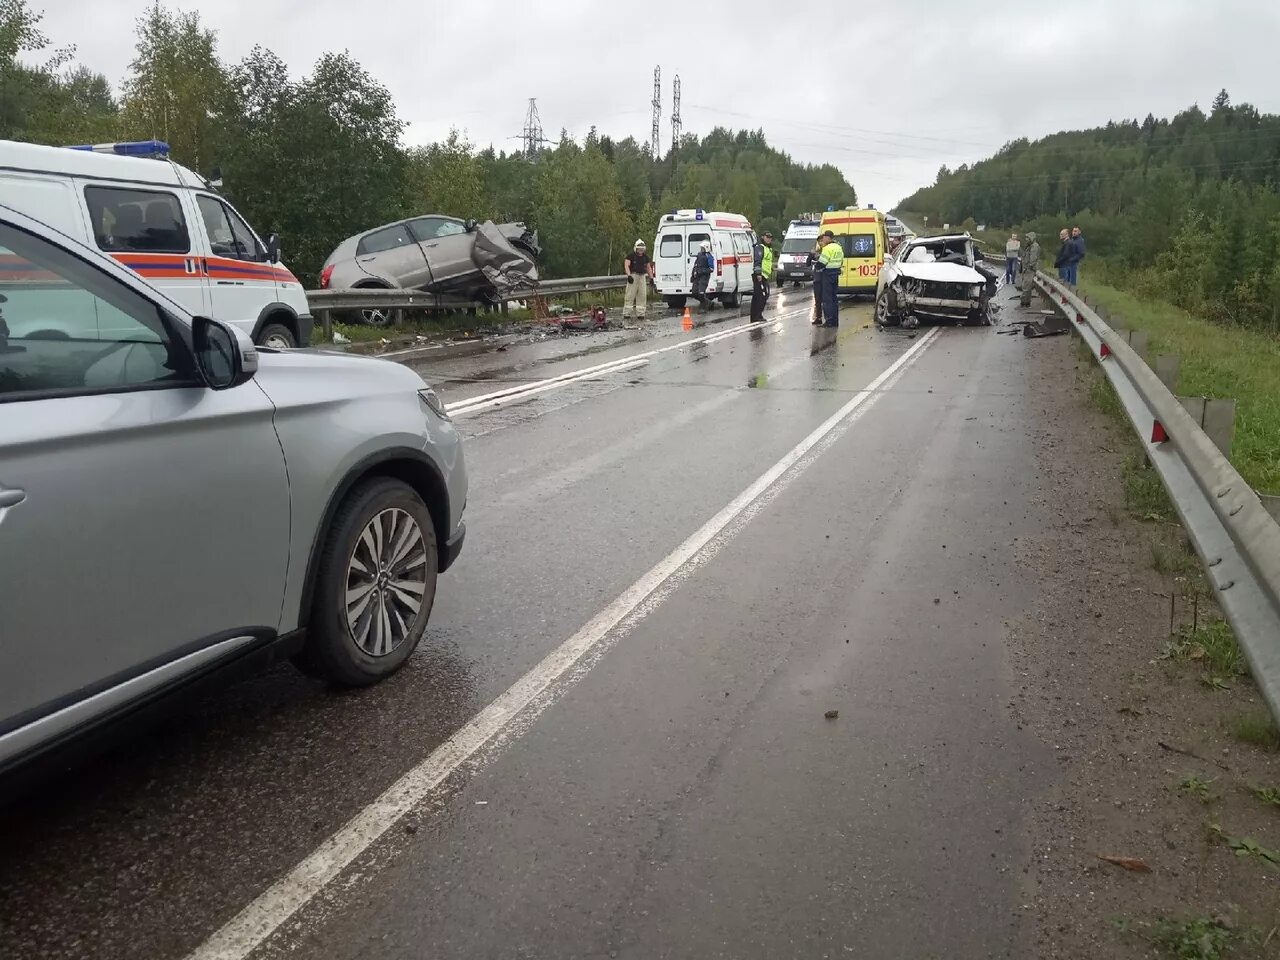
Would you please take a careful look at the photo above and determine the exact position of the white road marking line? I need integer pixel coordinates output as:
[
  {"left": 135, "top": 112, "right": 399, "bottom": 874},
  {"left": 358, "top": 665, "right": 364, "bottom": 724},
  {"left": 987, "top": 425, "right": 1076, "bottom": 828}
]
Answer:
[
  {"left": 452, "top": 358, "right": 650, "bottom": 416},
  {"left": 446, "top": 311, "right": 800, "bottom": 415},
  {"left": 185, "top": 325, "right": 940, "bottom": 960}
]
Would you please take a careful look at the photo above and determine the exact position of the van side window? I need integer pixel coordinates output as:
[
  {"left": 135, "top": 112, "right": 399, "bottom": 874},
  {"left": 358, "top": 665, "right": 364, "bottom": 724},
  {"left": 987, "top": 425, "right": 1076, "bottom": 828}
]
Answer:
[
  {"left": 84, "top": 186, "right": 190, "bottom": 255},
  {"left": 197, "top": 195, "right": 264, "bottom": 262},
  {"left": 357, "top": 225, "right": 414, "bottom": 256},
  {"left": 687, "top": 232, "right": 710, "bottom": 256},
  {"left": 658, "top": 233, "right": 683, "bottom": 258},
  {"left": 732, "top": 233, "right": 751, "bottom": 256}
]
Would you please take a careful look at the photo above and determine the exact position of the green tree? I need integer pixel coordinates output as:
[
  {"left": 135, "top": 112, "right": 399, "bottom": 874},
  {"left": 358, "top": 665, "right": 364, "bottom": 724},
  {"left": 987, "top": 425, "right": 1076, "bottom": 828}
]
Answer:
[
  {"left": 120, "top": 4, "right": 232, "bottom": 173},
  {"left": 404, "top": 131, "right": 490, "bottom": 221}
]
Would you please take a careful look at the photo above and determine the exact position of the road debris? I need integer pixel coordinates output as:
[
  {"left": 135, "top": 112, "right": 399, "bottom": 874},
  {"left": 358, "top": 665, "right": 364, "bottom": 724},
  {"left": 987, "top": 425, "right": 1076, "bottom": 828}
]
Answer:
[
  {"left": 1097, "top": 854, "right": 1152, "bottom": 873},
  {"left": 824, "top": 709, "right": 839, "bottom": 720}
]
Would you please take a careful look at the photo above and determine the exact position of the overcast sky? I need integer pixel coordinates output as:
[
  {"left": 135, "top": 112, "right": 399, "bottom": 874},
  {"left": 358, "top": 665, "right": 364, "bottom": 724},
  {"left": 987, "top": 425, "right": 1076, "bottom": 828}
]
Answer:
[{"left": 37, "top": 0, "right": 1280, "bottom": 210}]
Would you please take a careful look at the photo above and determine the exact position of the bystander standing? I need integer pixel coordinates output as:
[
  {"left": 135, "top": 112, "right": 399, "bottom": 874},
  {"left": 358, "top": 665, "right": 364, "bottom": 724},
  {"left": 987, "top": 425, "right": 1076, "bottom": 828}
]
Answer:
[{"left": 1004, "top": 232, "right": 1020, "bottom": 285}]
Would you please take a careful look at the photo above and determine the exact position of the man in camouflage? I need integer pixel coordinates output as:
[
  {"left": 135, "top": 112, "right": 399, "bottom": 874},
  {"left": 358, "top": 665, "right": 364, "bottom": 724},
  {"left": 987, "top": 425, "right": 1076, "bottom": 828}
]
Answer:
[{"left": 1019, "top": 231, "right": 1041, "bottom": 308}]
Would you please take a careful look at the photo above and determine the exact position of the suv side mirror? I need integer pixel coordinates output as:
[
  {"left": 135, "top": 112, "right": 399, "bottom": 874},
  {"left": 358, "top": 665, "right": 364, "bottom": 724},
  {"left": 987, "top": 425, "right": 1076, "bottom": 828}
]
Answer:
[
  {"left": 464, "top": 219, "right": 478, "bottom": 232},
  {"left": 193, "top": 316, "right": 257, "bottom": 389},
  {"left": 265, "top": 232, "right": 281, "bottom": 263}
]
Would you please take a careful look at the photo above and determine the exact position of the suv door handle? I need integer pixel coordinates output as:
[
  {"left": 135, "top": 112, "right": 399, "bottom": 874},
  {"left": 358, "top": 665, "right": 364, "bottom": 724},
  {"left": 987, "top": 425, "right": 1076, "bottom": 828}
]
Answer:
[{"left": 0, "top": 487, "right": 26, "bottom": 508}]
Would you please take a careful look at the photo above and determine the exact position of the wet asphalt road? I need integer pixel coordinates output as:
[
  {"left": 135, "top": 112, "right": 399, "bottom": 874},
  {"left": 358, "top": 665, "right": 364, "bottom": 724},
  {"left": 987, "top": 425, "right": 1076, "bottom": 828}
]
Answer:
[{"left": 1, "top": 287, "right": 1056, "bottom": 959}]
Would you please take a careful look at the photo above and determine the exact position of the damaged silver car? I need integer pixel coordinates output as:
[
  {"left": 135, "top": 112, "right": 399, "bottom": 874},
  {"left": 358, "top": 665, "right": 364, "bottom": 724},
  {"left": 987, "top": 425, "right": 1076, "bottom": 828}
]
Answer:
[
  {"left": 321, "top": 215, "right": 540, "bottom": 324},
  {"left": 874, "top": 233, "right": 1000, "bottom": 329}
]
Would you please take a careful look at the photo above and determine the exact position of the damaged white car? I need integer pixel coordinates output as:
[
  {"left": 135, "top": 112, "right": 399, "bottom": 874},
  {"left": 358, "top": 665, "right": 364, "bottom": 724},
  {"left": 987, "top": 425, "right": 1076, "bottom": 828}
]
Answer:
[{"left": 874, "top": 233, "right": 1000, "bottom": 329}]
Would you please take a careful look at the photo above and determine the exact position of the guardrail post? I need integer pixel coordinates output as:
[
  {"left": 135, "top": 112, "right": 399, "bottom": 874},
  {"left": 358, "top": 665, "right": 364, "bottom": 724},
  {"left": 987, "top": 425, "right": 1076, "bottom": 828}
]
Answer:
[
  {"left": 1261, "top": 494, "right": 1280, "bottom": 524},
  {"left": 319, "top": 308, "right": 332, "bottom": 343},
  {"left": 1154, "top": 354, "right": 1180, "bottom": 391},
  {"left": 1177, "top": 396, "right": 1236, "bottom": 456},
  {"left": 1095, "top": 304, "right": 1109, "bottom": 322},
  {"left": 1127, "top": 329, "right": 1150, "bottom": 361},
  {"left": 1203, "top": 398, "right": 1237, "bottom": 457}
]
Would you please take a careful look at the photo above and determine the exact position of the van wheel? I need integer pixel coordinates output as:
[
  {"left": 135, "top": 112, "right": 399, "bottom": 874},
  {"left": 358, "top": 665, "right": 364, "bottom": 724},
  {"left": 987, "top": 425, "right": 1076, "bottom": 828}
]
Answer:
[
  {"left": 296, "top": 478, "right": 438, "bottom": 687},
  {"left": 720, "top": 293, "right": 739, "bottom": 308},
  {"left": 664, "top": 295, "right": 686, "bottom": 310},
  {"left": 257, "top": 322, "right": 296, "bottom": 349}
]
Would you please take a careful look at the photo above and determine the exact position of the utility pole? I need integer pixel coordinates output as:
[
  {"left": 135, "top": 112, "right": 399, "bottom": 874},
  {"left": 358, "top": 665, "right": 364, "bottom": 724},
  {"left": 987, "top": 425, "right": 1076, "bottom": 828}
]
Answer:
[
  {"left": 521, "top": 98, "right": 544, "bottom": 161},
  {"left": 671, "top": 75, "right": 682, "bottom": 150},
  {"left": 650, "top": 66, "right": 662, "bottom": 160}
]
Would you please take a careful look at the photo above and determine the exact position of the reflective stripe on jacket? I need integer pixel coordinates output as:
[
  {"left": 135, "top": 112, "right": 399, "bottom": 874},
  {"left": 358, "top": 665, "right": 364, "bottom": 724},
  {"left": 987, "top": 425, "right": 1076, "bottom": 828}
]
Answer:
[
  {"left": 819, "top": 241, "right": 843, "bottom": 270},
  {"left": 761, "top": 246, "right": 774, "bottom": 277}
]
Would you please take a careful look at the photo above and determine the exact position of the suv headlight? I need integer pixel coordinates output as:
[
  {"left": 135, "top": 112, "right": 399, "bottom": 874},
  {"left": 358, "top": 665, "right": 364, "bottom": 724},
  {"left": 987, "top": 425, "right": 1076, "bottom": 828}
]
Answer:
[{"left": 418, "top": 387, "right": 450, "bottom": 421}]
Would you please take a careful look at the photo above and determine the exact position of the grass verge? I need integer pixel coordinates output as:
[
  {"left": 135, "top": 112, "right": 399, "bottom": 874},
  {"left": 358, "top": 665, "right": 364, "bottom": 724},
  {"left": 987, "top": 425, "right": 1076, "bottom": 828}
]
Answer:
[
  {"left": 1117, "top": 915, "right": 1250, "bottom": 959},
  {"left": 1228, "top": 710, "right": 1280, "bottom": 751},
  {"left": 1164, "top": 620, "right": 1244, "bottom": 682},
  {"left": 1075, "top": 279, "right": 1280, "bottom": 495}
]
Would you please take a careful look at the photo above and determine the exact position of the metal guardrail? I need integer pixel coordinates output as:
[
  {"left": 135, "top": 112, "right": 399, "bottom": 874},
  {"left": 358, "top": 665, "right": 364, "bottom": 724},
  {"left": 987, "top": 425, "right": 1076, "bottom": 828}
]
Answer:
[
  {"left": 305, "top": 275, "right": 629, "bottom": 341},
  {"left": 305, "top": 275, "right": 628, "bottom": 312},
  {"left": 1035, "top": 271, "right": 1280, "bottom": 722}
]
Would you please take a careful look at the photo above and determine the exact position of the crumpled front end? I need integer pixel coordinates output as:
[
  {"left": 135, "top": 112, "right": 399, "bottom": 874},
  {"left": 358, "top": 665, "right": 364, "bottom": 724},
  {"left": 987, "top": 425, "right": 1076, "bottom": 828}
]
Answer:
[{"left": 880, "top": 262, "right": 994, "bottom": 326}]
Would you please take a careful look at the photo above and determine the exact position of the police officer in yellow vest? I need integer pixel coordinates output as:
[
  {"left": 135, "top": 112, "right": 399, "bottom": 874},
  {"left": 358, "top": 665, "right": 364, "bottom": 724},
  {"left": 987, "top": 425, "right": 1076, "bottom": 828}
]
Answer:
[
  {"left": 750, "top": 230, "right": 774, "bottom": 322},
  {"left": 816, "top": 230, "right": 844, "bottom": 327}
]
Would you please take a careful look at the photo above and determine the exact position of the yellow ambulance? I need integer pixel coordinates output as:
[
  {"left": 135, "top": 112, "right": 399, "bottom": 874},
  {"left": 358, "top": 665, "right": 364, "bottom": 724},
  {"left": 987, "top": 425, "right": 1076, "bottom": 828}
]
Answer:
[{"left": 820, "top": 208, "right": 887, "bottom": 295}]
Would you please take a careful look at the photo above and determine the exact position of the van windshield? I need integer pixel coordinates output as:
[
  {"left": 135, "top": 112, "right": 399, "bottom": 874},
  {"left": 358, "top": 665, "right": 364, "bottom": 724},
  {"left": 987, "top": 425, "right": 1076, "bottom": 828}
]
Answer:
[{"left": 782, "top": 238, "right": 815, "bottom": 253}]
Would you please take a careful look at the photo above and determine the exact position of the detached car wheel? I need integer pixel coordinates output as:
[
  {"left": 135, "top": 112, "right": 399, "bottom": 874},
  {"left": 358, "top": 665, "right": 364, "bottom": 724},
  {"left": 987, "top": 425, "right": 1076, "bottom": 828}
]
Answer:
[
  {"left": 298, "top": 478, "right": 438, "bottom": 686},
  {"left": 664, "top": 295, "right": 686, "bottom": 310},
  {"left": 257, "top": 322, "right": 296, "bottom": 349}
]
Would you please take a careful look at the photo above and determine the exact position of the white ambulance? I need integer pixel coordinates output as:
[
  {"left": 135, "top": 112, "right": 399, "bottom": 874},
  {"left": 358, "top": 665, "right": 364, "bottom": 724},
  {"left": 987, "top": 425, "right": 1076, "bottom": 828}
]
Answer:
[
  {"left": 652, "top": 209, "right": 756, "bottom": 309},
  {"left": 0, "top": 139, "right": 312, "bottom": 347}
]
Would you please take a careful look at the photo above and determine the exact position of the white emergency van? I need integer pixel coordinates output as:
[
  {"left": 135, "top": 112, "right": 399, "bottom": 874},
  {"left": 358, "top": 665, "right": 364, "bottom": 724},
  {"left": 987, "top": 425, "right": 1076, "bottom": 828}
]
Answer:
[
  {"left": 0, "top": 139, "right": 312, "bottom": 347},
  {"left": 777, "top": 217, "right": 822, "bottom": 285},
  {"left": 652, "top": 209, "right": 756, "bottom": 309}
]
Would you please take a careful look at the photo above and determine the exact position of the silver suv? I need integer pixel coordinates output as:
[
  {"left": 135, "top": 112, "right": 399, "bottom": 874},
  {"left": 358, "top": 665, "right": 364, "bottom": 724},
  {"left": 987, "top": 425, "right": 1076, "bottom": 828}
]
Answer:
[{"left": 0, "top": 205, "right": 467, "bottom": 777}]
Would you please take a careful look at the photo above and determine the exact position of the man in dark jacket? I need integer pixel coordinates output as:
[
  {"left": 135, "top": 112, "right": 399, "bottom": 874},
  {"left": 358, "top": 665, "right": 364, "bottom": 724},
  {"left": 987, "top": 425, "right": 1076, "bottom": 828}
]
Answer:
[
  {"left": 1067, "top": 226, "right": 1085, "bottom": 285},
  {"left": 1053, "top": 229, "right": 1072, "bottom": 282}
]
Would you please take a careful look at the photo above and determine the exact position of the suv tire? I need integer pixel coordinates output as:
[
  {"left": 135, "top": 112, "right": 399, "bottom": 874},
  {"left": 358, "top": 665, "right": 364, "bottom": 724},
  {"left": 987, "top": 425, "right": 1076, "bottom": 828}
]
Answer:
[{"left": 297, "top": 478, "right": 438, "bottom": 686}]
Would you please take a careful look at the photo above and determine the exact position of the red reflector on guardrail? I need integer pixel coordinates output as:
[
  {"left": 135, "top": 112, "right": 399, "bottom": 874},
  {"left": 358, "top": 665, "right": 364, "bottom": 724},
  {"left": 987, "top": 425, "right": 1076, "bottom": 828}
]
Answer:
[
  {"left": 1100, "top": 342, "right": 1112, "bottom": 358},
  {"left": 1076, "top": 312, "right": 1085, "bottom": 323},
  {"left": 1152, "top": 420, "right": 1169, "bottom": 443}
]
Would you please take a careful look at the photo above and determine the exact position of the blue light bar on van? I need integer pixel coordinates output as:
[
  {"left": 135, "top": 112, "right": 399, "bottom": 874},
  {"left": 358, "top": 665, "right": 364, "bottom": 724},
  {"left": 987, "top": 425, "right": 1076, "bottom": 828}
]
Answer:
[
  {"left": 695, "top": 209, "right": 704, "bottom": 220},
  {"left": 65, "top": 140, "right": 171, "bottom": 158}
]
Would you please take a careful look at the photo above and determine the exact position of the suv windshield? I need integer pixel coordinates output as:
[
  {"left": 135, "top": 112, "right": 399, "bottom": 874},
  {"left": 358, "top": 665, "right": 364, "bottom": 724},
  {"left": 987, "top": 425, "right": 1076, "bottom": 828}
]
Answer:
[{"left": 782, "top": 238, "right": 815, "bottom": 253}]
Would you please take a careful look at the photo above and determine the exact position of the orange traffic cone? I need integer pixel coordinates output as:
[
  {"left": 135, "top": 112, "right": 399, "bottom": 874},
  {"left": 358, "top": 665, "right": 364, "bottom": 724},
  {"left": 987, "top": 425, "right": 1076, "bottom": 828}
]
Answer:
[{"left": 681, "top": 306, "right": 693, "bottom": 331}]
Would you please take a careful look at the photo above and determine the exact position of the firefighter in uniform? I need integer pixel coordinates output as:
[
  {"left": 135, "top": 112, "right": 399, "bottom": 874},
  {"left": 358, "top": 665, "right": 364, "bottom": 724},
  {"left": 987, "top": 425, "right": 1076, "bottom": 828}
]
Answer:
[{"left": 750, "top": 230, "right": 774, "bottom": 322}]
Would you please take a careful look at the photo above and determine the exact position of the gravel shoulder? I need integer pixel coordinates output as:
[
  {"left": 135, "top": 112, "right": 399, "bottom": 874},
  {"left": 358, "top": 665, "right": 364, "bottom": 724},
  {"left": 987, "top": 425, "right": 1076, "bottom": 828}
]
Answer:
[{"left": 1010, "top": 311, "right": 1280, "bottom": 957}]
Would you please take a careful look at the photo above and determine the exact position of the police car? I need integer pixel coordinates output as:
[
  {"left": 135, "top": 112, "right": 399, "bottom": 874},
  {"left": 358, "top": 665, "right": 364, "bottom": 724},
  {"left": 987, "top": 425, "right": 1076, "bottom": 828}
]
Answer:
[{"left": 0, "top": 139, "right": 312, "bottom": 348}]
